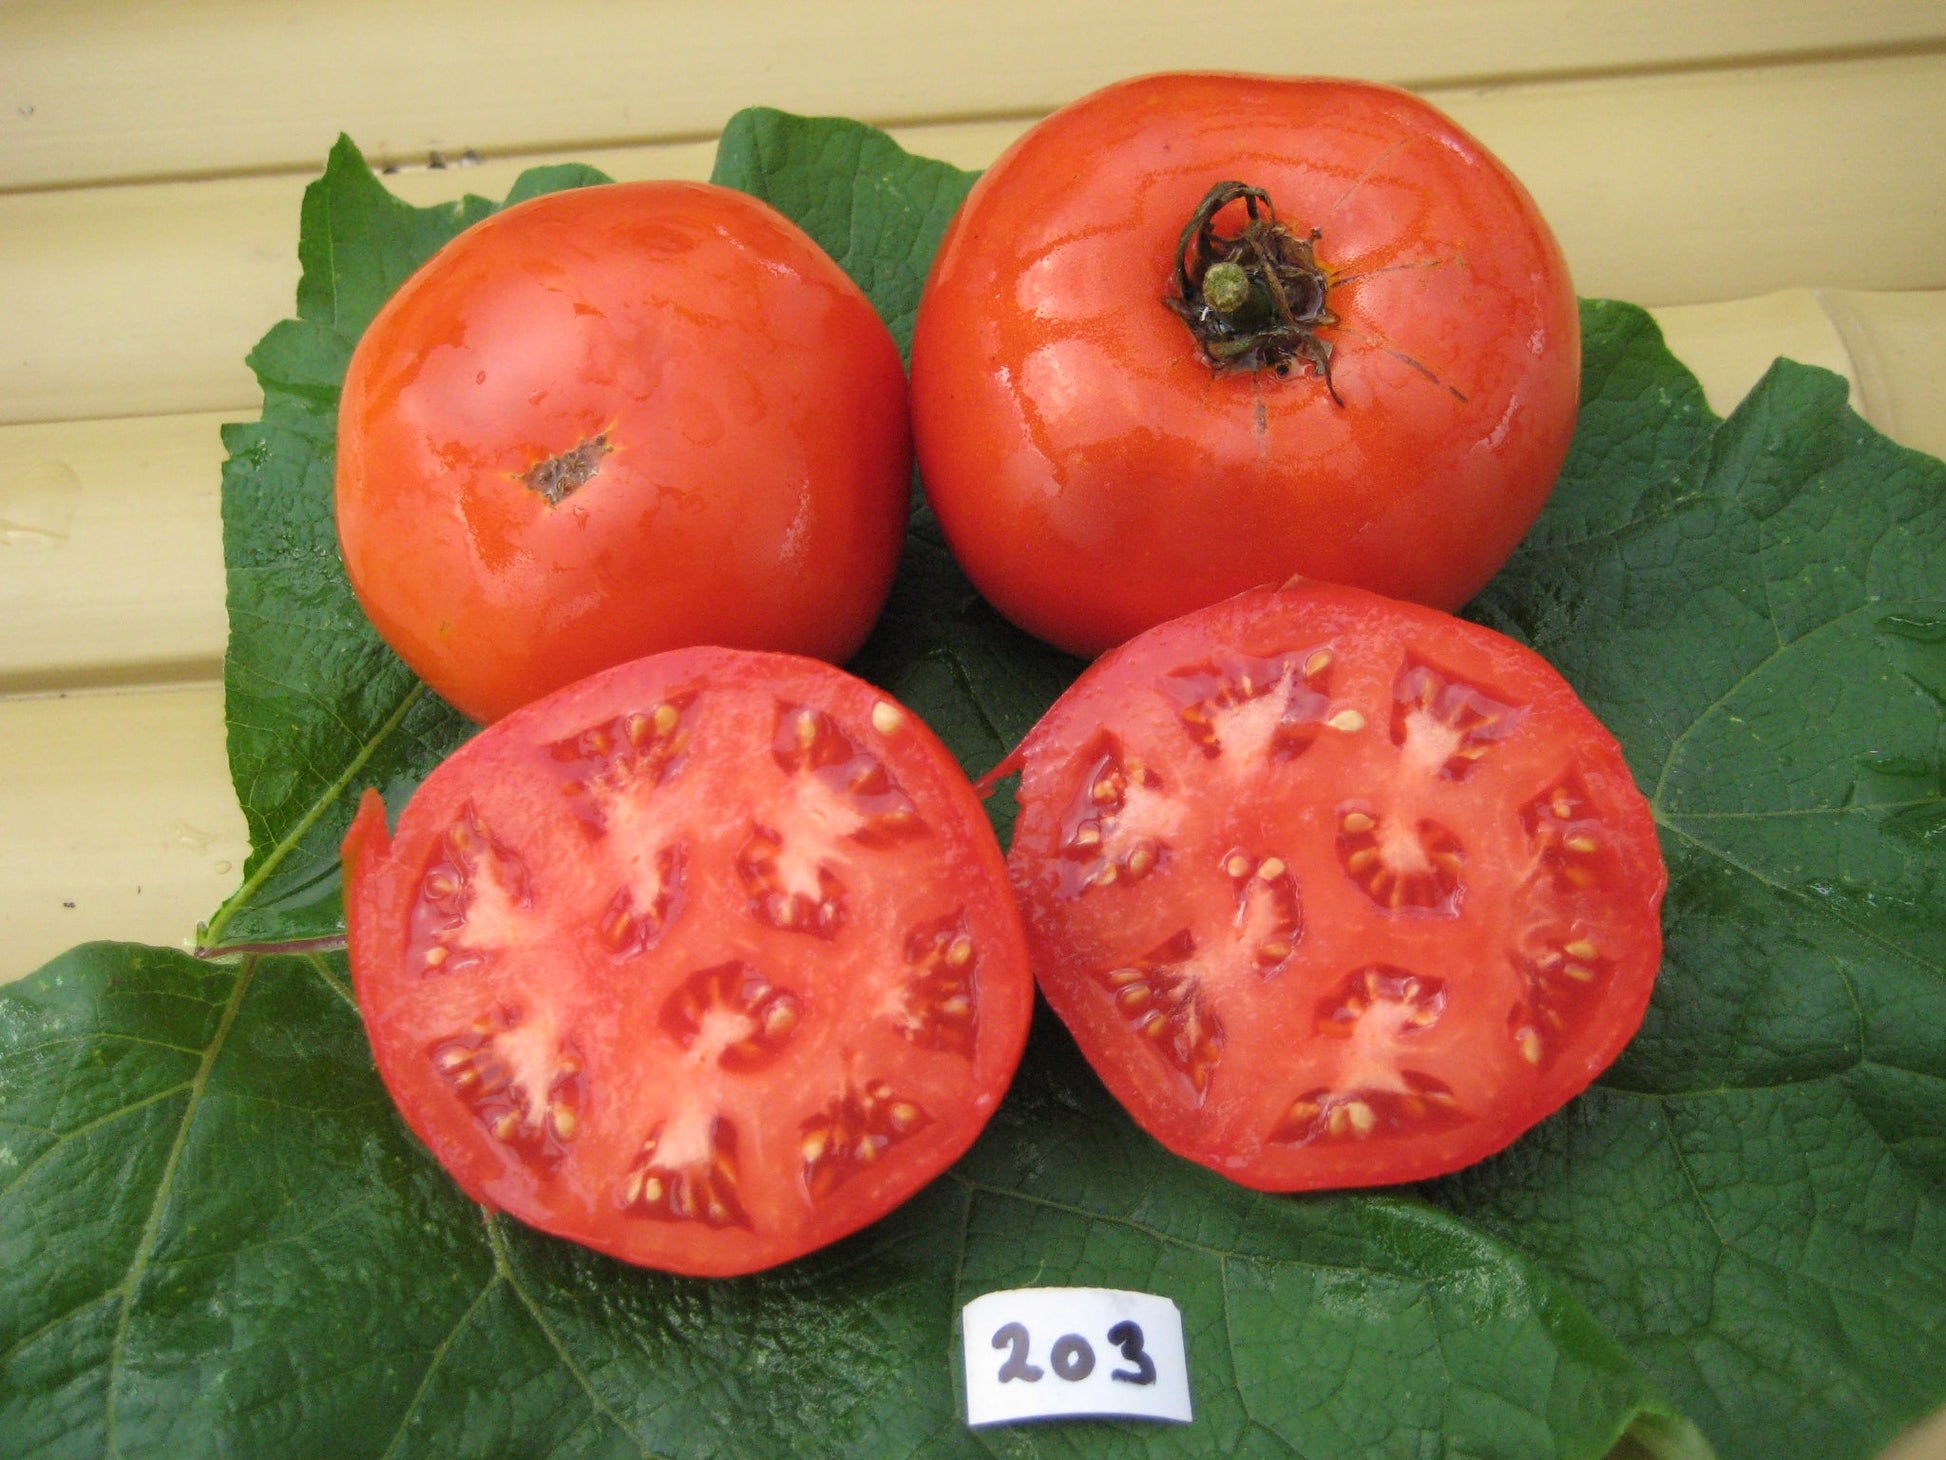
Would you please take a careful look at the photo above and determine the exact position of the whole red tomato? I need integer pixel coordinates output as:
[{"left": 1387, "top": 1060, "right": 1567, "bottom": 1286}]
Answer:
[
  {"left": 337, "top": 181, "right": 911, "bottom": 723},
  {"left": 910, "top": 74, "right": 1580, "bottom": 658}
]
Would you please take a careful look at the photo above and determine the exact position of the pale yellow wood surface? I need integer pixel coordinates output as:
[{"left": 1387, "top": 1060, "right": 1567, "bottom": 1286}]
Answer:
[
  {"left": 0, "top": 412, "right": 228, "bottom": 689},
  {"left": 5, "top": 1, "right": 1941, "bottom": 190},
  {"left": 2, "top": 11, "right": 1944, "bottom": 1451},
  {"left": 1649, "top": 290, "right": 1863, "bottom": 417},
  {"left": 0, "top": 684, "right": 248, "bottom": 967},
  {"left": 1821, "top": 289, "right": 1946, "bottom": 462},
  {"left": 1434, "top": 51, "right": 1946, "bottom": 305}
]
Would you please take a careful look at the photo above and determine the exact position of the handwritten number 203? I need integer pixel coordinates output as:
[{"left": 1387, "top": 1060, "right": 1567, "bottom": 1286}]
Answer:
[{"left": 992, "top": 1320, "right": 1156, "bottom": 1385}]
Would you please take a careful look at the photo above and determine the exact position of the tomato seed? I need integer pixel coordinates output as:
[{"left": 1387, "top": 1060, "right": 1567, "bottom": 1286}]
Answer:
[{"left": 763, "top": 1001, "right": 800, "bottom": 1038}]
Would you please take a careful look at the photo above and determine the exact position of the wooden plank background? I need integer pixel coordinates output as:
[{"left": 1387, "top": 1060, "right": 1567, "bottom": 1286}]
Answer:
[{"left": 3, "top": 5, "right": 1945, "bottom": 1456}]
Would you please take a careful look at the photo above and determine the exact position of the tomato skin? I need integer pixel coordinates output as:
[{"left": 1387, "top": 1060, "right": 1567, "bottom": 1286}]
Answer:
[
  {"left": 337, "top": 181, "right": 911, "bottom": 724},
  {"left": 1002, "top": 582, "right": 1664, "bottom": 1190},
  {"left": 344, "top": 648, "right": 1032, "bottom": 1276},
  {"left": 910, "top": 74, "right": 1580, "bottom": 658}
]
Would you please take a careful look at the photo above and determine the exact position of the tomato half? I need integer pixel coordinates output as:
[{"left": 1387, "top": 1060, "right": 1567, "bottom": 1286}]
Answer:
[
  {"left": 343, "top": 649, "right": 1032, "bottom": 1275},
  {"left": 337, "top": 181, "right": 910, "bottom": 724},
  {"left": 910, "top": 74, "right": 1580, "bottom": 658},
  {"left": 998, "top": 583, "right": 1664, "bottom": 1190}
]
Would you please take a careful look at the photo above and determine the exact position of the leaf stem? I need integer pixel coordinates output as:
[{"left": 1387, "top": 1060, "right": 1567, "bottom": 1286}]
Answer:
[
  {"left": 201, "top": 681, "right": 432, "bottom": 950},
  {"left": 196, "top": 934, "right": 348, "bottom": 961}
]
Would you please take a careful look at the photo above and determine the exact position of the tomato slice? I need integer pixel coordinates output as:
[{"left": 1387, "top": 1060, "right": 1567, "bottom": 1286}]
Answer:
[
  {"left": 344, "top": 649, "right": 1033, "bottom": 1275},
  {"left": 999, "top": 583, "right": 1666, "bottom": 1190}
]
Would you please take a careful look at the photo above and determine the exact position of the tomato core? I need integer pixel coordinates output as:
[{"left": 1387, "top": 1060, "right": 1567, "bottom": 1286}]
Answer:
[{"left": 1166, "top": 180, "right": 1340, "bottom": 397}]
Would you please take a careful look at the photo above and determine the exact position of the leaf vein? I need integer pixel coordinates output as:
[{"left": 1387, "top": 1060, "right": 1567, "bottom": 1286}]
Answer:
[
  {"left": 0, "top": 1084, "right": 191, "bottom": 1203},
  {"left": 1659, "top": 819, "right": 1944, "bottom": 978},
  {"left": 485, "top": 1213, "right": 668, "bottom": 1460},
  {"left": 378, "top": 1272, "right": 505, "bottom": 1460},
  {"left": 1670, "top": 795, "right": 1943, "bottom": 822},
  {"left": 102, "top": 956, "right": 258, "bottom": 1458},
  {"left": 0, "top": 1290, "right": 121, "bottom": 1370},
  {"left": 1649, "top": 601, "right": 1880, "bottom": 812},
  {"left": 948, "top": 1174, "right": 1397, "bottom": 1273}
]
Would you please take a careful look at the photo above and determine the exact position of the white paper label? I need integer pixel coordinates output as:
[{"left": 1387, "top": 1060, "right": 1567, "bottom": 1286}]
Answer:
[{"left": 961, "top": 1287, "right": 1192, "bottom": 1427}]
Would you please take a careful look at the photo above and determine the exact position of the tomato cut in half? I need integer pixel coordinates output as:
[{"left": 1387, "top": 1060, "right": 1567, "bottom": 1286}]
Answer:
[
  {"left": 998, "top": 583, "right": 1665, "bottom": 1190},
  {"left": 343, "top": 649, "right": 1033, "bottom": 1275}
]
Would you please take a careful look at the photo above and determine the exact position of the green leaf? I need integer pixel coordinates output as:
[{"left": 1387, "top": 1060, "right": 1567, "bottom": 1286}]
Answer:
[
  {"left": 1439, "top": 348, "right": 1946, "bottom": 1460},
  {"left": 207, "top": 139, "right": 614, "bottom": 950},
  {"left": 500, "top": 162, "right": 611, "bottom": 209},
  {"left": 710, "top": 107, "right": 975, "bottom": 362},
  {"left": 0, "top": 946, "right": 1681, "bottom": 1458}
]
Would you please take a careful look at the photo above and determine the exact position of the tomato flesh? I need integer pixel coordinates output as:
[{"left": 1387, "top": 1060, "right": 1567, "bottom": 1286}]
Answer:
[
  {"left": 1001, "top": 584, "right": 1665, "bottom": 1190},
  {"left": 345, "top": 649, "right": 1032, "bottom": 1275}
]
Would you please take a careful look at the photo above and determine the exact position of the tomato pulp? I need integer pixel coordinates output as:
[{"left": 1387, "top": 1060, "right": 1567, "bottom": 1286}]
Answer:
[
  {"left": 910, "top": 74, "right": 1580, "bottom": 657},
  {"left": 344, "top": 649, "right": 1033, "bottom": 1275},
  {"left": 337, "top": 181, "right": 911, "bottom": 723},
  {"left": 999, "top": 584, "right": 1665, "bottom": 1190}
]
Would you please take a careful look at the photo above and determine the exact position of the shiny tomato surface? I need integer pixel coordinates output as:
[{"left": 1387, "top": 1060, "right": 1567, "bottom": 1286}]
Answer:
[
  {"left": 1000, "top": 583, "right": 1665, "bottom": 1190},
  {"left": 910, "top": 74, "right": 1580, "bottom": 657},
  {"left": 344, "top": 649, "right": 1033, "bottom": 1276},
  {"left": 337, "top": 181, "right": 910, "bottom": 723}
]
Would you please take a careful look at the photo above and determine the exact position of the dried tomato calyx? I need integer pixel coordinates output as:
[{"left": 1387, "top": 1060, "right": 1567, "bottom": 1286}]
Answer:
[
  {"left": 522, "top": 433, "right": 611, "bottom": 505},
  {"left": 1165, "top": 180, "right": 1341, "bottom": 401}
]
